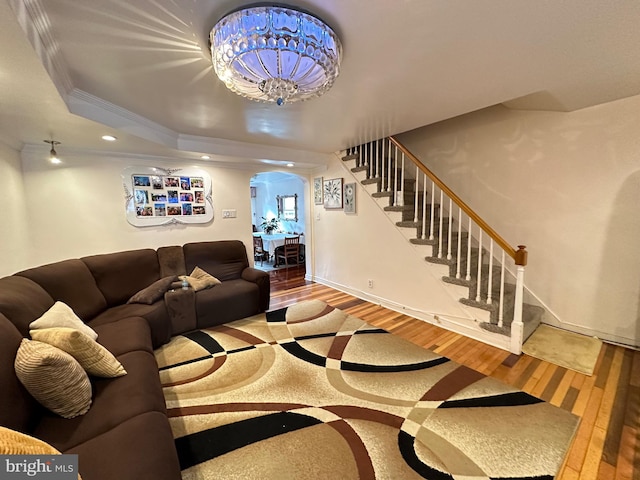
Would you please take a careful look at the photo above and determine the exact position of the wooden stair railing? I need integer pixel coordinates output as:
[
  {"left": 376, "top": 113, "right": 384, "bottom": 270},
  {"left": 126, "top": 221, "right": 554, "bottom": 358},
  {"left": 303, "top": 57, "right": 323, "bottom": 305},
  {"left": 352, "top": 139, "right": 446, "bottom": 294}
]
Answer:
[{"left": 344, "top": 137, "right": 530, "bottom": 354}]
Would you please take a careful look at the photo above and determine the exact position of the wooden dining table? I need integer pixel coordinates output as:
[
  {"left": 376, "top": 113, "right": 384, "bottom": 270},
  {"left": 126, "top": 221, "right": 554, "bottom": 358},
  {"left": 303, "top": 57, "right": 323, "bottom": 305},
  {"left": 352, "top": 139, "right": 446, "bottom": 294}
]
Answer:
[{"left": 252, "top": 233, "right": 304, "bottom": 260}]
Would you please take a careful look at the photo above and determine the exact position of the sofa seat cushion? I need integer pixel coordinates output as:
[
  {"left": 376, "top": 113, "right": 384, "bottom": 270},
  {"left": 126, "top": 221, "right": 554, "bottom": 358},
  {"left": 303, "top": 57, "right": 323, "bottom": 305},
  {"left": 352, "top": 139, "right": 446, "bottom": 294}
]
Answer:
[
  {"left": 88, "top": 302, "right": 171, "bottom": 348},
  {"left": 33, "top": 350, "right": 167, "bottom": 451},
  {"left": 67, "top": 411, "right": 181, "bottom": 480},
  {"left": 195, "top": 278, "right": 261, "bottom": 328},
  {"left": 16, "top": 259, "right": 108, "bottom": 321},
  {"left": 92, "top": 317, "right": 153, "bottom": 356}
]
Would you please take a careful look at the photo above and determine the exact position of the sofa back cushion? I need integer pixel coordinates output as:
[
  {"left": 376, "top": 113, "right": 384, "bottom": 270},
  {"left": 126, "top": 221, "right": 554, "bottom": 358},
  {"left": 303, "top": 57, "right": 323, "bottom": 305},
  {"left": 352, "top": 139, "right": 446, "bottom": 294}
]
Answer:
[
  {"left": 157, "top": 245, "right": 187, "bottom": 277},
  {"left": 0, "top": 276, "right": 55, "bottom": 336},
  {"left": 183, "top": 241, "right": 249, "bottom": 281},
  {"left": 15, "top": 259, "right": 108, "bottom": 321},
  {"left": 81, "top": 249, "right": 161, "bottom": 306},
  {"left": 0, "top": 313, "right": 42, "bottom": 433}
]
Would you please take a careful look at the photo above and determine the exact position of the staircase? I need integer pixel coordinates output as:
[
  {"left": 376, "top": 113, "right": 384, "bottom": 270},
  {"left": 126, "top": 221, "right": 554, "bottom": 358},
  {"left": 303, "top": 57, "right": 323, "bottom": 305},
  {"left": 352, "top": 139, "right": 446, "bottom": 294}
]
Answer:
[{"left": 340, "top": 137, "right": 543, "bottom": 354}]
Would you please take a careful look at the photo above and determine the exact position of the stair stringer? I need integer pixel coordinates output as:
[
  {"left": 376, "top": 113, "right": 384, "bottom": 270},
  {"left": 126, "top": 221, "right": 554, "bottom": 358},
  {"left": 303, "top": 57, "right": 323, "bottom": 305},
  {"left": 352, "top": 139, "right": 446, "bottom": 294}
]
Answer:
[{"left": 333, "top": 152, "right": 522, "bottom": 352}]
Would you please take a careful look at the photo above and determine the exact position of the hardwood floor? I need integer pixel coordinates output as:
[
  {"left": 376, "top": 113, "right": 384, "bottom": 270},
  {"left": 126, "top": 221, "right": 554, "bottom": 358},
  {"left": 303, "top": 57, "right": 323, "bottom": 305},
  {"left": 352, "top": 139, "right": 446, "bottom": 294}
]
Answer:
[{"left": 268, "top": 266, "right": 640, "bottom": 480}]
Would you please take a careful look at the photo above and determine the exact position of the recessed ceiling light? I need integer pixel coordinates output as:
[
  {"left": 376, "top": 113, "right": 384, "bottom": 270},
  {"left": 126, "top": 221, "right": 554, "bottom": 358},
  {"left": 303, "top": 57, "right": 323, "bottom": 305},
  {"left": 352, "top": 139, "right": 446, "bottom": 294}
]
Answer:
[
  {"left": 50, "top": 157, "right": 62, "bottom": 165},
  {"left": 101, "top": 135, "right": 117, "bottom": 141},
  {"left": 286, "top": 163, "right": 294, "bottom": 167},
  {"left": 201, "top": 155, "right": 211, "bottom": 160}
]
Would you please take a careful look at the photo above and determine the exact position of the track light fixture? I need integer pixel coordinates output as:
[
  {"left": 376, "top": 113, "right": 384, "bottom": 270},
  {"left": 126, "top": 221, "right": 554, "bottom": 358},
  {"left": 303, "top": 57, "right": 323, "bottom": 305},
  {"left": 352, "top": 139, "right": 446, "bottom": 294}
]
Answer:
[{"left": 43, "top": 140, "right": 61, "bottom": 164}]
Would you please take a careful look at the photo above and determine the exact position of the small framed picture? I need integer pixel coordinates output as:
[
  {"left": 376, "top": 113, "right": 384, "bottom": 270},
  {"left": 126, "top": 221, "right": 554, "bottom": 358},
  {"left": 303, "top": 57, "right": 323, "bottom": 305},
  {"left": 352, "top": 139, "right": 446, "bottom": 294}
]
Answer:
[
  {"left": 344, "top": 182, "right": 356, "bottom": 214},
  {"left": 323, "top": 178, "right": 343, "bottom": 209},
  {"left": 313, "top": 177, "right": 323, "bottom": 205}
]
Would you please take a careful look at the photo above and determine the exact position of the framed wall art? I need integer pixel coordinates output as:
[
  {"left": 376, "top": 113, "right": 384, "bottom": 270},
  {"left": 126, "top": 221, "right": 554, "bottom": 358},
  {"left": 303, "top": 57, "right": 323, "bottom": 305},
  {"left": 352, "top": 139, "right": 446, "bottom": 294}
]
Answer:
[
  {"left": 344, "top": 182, "right": 356, "bottom": 214},
  {"left": 323, "top": 177, "right": 343, "bottom": 209},
  {"left": 122, "top": 166, "right": 213, "bottom": 227},
  {"left": 313, "top": 177, "right": 323, "bottom": 205}
]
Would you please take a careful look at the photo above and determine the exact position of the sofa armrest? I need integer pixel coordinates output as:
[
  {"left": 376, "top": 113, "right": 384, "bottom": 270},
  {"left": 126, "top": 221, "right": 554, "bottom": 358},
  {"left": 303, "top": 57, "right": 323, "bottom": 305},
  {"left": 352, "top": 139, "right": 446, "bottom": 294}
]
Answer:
[
  {"left": 241, "top": 268, "right": 270, "bottom": 312},
  {"left": 164, "top": 288, "right": 197, "bottom": 335}
]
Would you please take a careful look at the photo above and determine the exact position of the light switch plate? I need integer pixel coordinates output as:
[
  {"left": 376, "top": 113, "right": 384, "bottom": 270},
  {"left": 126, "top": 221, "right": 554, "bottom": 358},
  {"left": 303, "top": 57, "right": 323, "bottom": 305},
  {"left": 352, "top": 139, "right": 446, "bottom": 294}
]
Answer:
[{"left": 222, "top": 209, "right": 237, "bottom": 218}]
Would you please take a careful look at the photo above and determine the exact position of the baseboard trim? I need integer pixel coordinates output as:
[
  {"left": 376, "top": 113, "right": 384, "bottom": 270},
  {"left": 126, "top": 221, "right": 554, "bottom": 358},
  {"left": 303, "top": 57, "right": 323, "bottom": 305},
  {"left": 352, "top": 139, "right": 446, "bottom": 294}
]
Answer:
[{"left": 310, "top": 274, "right": 514, "bottom": 353}]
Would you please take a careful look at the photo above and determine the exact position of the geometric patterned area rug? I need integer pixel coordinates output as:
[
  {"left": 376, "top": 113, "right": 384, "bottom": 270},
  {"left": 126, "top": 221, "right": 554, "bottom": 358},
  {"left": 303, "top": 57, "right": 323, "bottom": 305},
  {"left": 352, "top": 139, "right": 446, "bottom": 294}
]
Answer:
[
  {"left": 155, "top": 300, "right": 579, "bottom": 479},
  {"left": 522, "top": 324, "right": 603, "bottom": 376}
]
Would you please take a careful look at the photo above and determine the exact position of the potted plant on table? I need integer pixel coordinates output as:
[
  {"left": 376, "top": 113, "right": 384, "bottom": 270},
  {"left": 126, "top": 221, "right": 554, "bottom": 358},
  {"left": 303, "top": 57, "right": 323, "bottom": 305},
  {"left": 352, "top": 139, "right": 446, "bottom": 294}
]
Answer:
[{"left": 260, "top": 217, "right": 280, "bottom": 235}]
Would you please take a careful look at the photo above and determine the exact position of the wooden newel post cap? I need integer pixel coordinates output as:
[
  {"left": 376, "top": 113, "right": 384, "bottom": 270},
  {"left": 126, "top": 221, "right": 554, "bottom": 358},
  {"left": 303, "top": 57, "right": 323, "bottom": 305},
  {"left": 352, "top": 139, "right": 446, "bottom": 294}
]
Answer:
[{"left": 515, "top": 245, "right": 528, "bottom": 266}]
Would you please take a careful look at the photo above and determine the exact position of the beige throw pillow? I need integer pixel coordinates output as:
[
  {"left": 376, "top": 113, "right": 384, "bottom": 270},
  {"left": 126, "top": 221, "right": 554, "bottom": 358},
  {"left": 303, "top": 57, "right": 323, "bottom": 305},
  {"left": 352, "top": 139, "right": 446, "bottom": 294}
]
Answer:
[
  {"left": 14, "top": 339, "right": 92, "bottom": 419},
  {"left": 30, "top": 327, "right": 126, "bottom": 378},
  {"left": 29, "top": 301, "right": 98, "bottom": 340},
  {"left": 179, "top": 266, "right": 221, "bottom": 292}
]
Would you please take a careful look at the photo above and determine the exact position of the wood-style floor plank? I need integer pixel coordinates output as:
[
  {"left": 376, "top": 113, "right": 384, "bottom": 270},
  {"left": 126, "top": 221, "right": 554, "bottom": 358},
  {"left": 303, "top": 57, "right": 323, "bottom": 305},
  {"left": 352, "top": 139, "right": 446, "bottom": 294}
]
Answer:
[{"left": 264, "top": 266, "right": 640, "bottom": 480}]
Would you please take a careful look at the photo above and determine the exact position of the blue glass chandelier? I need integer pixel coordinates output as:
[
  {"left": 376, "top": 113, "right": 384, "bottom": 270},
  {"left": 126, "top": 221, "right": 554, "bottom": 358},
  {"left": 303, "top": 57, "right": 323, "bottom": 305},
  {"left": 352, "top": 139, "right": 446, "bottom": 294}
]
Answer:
[{"left": 210, "top": 5, "right": 342, "bottom": 105}]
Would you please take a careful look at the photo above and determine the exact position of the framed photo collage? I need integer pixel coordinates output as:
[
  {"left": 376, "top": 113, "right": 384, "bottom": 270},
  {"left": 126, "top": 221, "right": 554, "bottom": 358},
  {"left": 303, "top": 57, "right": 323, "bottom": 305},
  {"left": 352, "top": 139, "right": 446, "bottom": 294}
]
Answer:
[
  {"left": 123, "top": 167, "right": 214, "bottom": 227},
  {"left": 133, "top": 174, "right": 207, "bottom": 218}
]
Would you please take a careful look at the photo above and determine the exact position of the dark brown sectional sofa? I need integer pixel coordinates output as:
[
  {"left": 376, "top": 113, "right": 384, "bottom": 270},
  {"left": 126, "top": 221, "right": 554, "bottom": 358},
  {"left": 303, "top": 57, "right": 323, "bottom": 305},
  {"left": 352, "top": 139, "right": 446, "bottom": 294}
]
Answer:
[{"left": 0, "top": 240, "right": 270, "bottom": 480}]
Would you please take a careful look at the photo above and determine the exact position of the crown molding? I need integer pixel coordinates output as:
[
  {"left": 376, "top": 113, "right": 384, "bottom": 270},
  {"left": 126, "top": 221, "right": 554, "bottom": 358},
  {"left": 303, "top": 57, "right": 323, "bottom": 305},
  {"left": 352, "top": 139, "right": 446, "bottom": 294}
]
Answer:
[
  {"left": 19, "top": 143, "right": 319, "bottom": 175},
  {"left": 7, "top": 0, "right": 73, "bottom": 98},
  {"left": 7, "top": 1, "right": 330, "bottom": 169},
  {"left": 178, "top": 134, "right": 332, "bottom": 166},
  {"left": 67, "top": 89, "right": 180, "bottom": 148}
]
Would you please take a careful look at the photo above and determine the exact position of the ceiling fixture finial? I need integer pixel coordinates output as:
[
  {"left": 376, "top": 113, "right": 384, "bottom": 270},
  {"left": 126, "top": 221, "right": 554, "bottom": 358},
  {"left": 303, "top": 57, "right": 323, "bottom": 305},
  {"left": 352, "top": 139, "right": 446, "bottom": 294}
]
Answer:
[{"left": 210, "top": 5, "right": 342, "bottom": 105}]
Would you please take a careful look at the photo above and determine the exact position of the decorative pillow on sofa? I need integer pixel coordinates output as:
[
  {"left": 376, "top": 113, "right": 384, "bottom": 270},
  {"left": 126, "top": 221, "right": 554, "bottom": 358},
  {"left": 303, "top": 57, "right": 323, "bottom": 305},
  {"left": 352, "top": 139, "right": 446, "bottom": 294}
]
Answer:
[
  {"left": 179, "top": 266, "right": 221, "bottom": 292},
  {"left": 14, "top": 339, "right": 92, "bottom": 419},
  {"left": 127, "top": 275, "right": 177, "bottom": 305},
  {"left": 30, "top": 327, "right": 126, "bottom": 378},
  {"left": 0, "top": 426, "right": 61, "bottom": 454},
  {"left": 29, "top": 301, "right": 98, "bottom": 340},
  {"left": 0, "top": 427, "right": 83, "bottom": 479}
]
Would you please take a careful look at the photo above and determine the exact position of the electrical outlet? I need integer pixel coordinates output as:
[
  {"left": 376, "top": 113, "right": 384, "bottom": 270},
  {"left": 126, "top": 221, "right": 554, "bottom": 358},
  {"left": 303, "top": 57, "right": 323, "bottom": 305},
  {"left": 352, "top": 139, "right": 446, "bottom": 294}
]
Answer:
[{"left": 368, "top": 279, "right": 373, "bottom": 288}]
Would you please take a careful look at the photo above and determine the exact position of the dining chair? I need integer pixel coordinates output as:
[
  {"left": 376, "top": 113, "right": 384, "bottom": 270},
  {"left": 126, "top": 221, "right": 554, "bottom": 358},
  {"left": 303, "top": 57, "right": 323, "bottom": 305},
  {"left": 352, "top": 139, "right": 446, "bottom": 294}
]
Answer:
[
  {"left": 253, "top": 236, "right": 268, "bottom": 266},
  {"left": 276, "top": 236, "right": 300, "bottom": 267}
]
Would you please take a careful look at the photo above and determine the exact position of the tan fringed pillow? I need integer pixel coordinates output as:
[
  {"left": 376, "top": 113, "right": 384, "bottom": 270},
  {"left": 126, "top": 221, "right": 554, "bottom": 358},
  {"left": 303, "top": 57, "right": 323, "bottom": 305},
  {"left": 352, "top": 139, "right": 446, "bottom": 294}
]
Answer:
[
  {"left": 14, "top": 339, "right": 92, "bottom": 419},
  {"left": 30, "top": 327, "right": 126, "bottom": 378},
  {"left": 0, "top": 426, "right": 61, "bottom": 455},
  {"left": 179, "top": 266, "right": 221, "bottom": 292},
  {"left": 29, "top": 301, "right": 98, "bottom": 340}
]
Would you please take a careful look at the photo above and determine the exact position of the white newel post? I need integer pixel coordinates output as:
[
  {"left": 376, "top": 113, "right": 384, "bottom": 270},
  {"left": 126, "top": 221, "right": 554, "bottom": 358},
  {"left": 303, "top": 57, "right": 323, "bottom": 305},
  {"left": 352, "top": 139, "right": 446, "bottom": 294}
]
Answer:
[
  {"left": 510, "top": 265, "right": 525, "bottom": 354},
  {"left": 510, "top": 246, "right": 528, "bottom": 354}
]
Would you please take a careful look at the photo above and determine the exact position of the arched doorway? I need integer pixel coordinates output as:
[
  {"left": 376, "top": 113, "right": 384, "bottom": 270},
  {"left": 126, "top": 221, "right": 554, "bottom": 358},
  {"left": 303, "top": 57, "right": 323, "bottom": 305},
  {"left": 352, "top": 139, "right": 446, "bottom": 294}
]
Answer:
[{"left": 250, "top": 172, "right": 307, "bottom": 272}]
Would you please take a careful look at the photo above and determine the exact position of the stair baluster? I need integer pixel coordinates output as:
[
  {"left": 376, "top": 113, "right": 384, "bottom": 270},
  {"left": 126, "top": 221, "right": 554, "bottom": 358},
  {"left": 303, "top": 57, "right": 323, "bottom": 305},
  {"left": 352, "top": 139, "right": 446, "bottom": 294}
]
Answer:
[{"left": 340, "top": 137, "right": 536, "bottom": 354}]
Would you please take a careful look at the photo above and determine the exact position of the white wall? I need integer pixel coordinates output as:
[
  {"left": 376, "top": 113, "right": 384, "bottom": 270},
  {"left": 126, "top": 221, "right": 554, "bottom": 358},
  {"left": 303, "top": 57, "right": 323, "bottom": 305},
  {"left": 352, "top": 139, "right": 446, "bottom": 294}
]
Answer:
[
  {"left": 309, "top": 157, "right": 485, "bottom": 327},
  {"left": 0, "top": 142, "right": 30, "bottom": 276},
  {"left": 397, "top": 95, "right": 640, "bottom": 347},
  {"left": 19, "top": 152, "right": 256, "bottom": 269}
]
